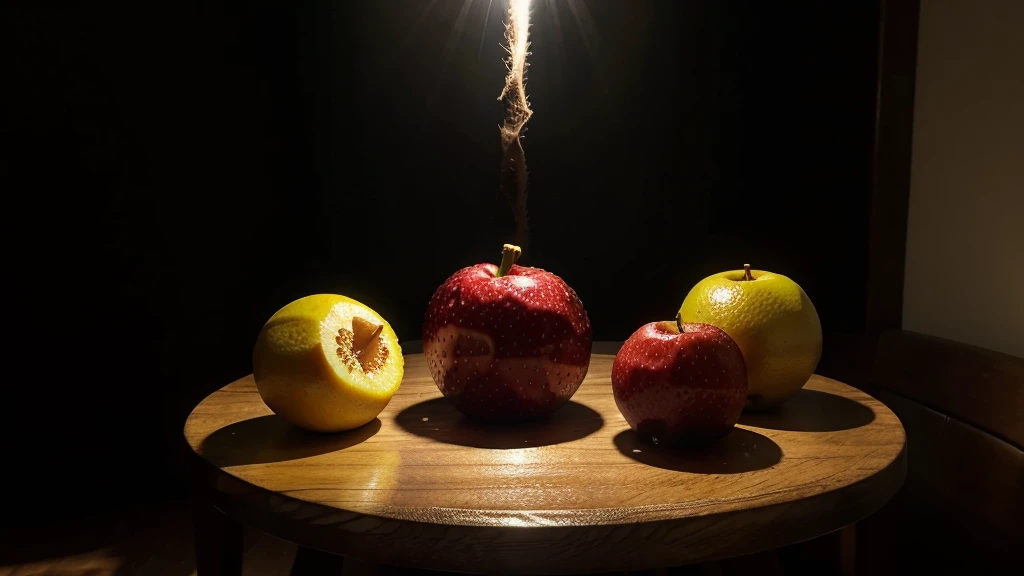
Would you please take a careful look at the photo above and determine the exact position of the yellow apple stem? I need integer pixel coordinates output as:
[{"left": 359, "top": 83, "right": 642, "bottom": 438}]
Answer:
[
  {"left": 496, "top": 243, "right": 522, "bottom": 277},
  {"left": 743, "top": 263, "right": 753, "bottom": 281}
]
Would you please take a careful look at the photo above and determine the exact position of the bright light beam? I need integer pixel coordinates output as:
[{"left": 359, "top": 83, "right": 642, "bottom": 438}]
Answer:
[
  {"left": 499, "top": 0, "right": 533, "bottom": 252},
  {"left": 499, "top": 0, "right": 533, "bottom": 147}
]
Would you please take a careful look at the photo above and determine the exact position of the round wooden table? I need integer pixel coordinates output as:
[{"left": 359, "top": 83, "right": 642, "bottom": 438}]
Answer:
[{"left": 185, "top": 350, "right": 906, "bottom": 575}]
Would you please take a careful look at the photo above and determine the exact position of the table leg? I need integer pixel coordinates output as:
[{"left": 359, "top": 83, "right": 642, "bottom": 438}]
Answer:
[
  {"left": 193, "top": 498, "right": 243, "bottom": 576},
  {"left": 661, "top": 561, "right": 720, "bottom": 576},
  {"left": 701, "top": 561, "right": 725, "bottom": 576},
  {"left": 291, "top": 546, "right": 346, "bottom": 575},
  {"left": 340, "top": 556, "right": 378, "bottom": 575},
  {"left": 718, "top": 551, "right": 783, "bottom": 576},
  {"left": 840, "top": 524, "right": 856, "bottom": 576}
]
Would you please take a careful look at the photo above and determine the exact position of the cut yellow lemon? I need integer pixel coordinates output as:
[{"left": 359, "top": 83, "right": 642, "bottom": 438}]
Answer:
[{"left": 252, "top": 294, "right": 404, "bottom": 432}]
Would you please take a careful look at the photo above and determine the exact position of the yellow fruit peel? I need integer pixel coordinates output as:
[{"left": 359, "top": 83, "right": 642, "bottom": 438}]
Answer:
[
  {"left": 253, "top": 294, "right": 404, "bottom": 433},
  {"left": 679, "top": 270, "right": 821, "bottom": 410}
]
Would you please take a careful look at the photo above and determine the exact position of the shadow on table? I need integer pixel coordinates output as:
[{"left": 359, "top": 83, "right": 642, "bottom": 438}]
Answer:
[
  {"left": 738, "top": 389, "right": 875, "bottom": 432},
  {"left": 614, "top": 427, "right": 781, "bottom": 474},
  {"left": 395, "top": 398, "right": 603, "bottom": 449},
  {"left": 199, "top": 416, "right": 381, "bottom": 467}
]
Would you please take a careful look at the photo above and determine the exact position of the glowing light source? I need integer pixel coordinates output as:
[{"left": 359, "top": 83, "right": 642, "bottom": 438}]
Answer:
[{"left": 499, "top": 0, "right": 533, "bottom": 149}]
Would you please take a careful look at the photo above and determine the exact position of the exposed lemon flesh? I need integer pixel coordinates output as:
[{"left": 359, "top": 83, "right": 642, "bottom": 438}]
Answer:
[
  {"left": 253, "top": 294, "right": 404, "bottom": 432},
  {"left": 318, "top": 300, "right": 402, "bottom": 394}
]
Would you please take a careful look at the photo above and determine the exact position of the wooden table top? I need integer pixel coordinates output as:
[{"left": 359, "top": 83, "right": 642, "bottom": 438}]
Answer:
[{"left": 185, "top": 352, "right": 906, "bottom": 574}]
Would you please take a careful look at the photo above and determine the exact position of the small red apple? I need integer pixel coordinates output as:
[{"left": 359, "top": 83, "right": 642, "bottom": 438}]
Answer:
[
  {"left": 423, "top": 244, "right": 593, "bottom": 422},
  {"left": 612, "top": 319, "right": 747, "bottom": 448}
]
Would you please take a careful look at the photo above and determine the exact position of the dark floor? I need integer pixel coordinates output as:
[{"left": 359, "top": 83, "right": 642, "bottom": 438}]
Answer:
[
  {"left": 0, "top": 499, "right": 847, "bottom": 576},
  {"left": 0, "top": 499, "right": 293, "bottom": 576}
]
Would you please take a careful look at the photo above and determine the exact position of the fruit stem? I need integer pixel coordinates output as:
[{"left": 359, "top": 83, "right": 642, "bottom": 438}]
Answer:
[
  {"left": 496, "top": 243, "right": 522, "bottom": 277},
  {"left": 355, "top": 324, "right": 384, "bottom": 357},
  {"left": 742, "top": 263, "right": 753, "bottom": 281},
  {"left": 675, "top": 312, "right": 684, "bottom": 333}
]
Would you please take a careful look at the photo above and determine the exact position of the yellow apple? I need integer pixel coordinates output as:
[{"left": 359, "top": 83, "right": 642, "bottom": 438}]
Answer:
[
  {"left": 678, "top": 265, "right": 821, "bottom": 410},
  {"left": 252, "top": 294, "right": 404, "bottom": 432}
]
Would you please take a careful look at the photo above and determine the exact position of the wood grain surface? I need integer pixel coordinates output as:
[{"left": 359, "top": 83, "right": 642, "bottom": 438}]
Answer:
[{"left": 185, "top": 353, "right": 906, "bottom": 574}]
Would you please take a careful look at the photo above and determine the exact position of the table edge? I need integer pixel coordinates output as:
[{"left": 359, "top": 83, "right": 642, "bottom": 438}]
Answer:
[{"left": 184, "top": 353, "right": 907, "bottom": 529}]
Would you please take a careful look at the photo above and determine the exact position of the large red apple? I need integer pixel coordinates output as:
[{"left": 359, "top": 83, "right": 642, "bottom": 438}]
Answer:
[
  {"left": 423, "top": 244, "right": 592, "bottom": 422},
  {"left": 612, "top": 319, "right": 747, "bottom": 448}
]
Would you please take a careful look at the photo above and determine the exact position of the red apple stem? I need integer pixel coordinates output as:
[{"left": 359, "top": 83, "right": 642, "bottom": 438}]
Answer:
[
  {"left": 743, "top": 263, "right": 753, "bottom": 281},
  {"left": 496, "top": 244, "right": 522, "bottom": 277}
]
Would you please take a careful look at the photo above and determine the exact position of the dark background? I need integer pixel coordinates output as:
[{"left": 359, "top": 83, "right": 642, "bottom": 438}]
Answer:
[{"left": 3, "top": 0, "right": 880, "bottom": 522}]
